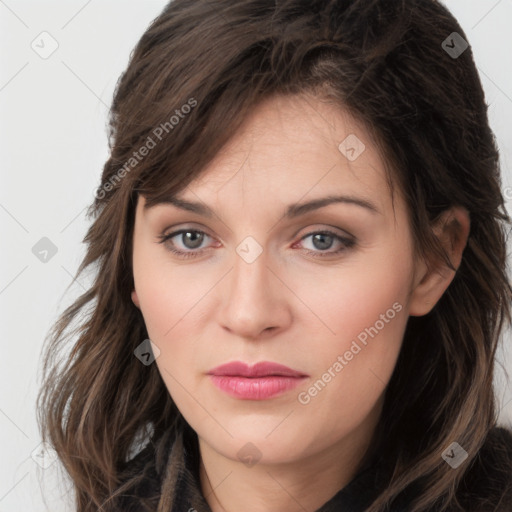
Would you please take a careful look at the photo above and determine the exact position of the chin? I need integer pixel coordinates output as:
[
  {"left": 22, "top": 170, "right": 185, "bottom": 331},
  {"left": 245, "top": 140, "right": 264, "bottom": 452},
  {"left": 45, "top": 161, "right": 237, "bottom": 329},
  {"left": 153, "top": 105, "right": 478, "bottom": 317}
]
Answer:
[{"left": 199, "top": 423, "right": 313, "bottom": 465}]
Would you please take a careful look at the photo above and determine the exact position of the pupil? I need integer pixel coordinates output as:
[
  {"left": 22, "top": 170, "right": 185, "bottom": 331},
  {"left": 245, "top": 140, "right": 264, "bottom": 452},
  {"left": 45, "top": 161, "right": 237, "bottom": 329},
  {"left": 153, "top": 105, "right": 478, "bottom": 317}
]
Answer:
[{"left": 313, "top": 233, "right": 333, "bottom": 250}]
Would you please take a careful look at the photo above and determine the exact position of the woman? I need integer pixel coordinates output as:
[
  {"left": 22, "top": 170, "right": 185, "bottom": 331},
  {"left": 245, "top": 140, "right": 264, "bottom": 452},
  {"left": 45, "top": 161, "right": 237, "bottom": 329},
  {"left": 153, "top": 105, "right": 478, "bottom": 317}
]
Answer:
[{"left": 37, "top": 0, "right": 512, "bottom": 510}]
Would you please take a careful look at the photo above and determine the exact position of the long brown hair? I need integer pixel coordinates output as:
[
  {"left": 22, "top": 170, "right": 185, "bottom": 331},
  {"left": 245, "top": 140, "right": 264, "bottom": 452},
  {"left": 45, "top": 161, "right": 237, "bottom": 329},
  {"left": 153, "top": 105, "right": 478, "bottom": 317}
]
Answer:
[{"left": 37, "top": 1, "right": 512, "bottom": 510}]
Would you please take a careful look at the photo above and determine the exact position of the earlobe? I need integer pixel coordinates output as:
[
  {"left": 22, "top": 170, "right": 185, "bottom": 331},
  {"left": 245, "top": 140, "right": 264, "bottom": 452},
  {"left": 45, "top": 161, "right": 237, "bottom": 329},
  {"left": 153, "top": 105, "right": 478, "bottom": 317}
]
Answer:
[
  {"left": 131, "top": 289, "right": 140, "bottom": 309},
  {"left": 409, "top": 206, "right": 470, "bottom": 317}
]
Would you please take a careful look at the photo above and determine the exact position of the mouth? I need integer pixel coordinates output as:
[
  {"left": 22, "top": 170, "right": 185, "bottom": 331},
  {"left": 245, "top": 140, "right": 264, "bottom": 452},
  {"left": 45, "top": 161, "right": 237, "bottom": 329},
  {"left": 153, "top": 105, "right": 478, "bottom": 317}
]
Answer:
[{"left": 207, "top": 361, "right": 309, "bottom": 400}]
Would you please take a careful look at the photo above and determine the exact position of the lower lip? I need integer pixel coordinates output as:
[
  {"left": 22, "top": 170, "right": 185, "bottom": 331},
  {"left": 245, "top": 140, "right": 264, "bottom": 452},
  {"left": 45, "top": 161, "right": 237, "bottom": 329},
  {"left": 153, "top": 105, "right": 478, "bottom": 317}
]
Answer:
[{"left": 209, "top": 375, "right": 306, "bottom": 400}]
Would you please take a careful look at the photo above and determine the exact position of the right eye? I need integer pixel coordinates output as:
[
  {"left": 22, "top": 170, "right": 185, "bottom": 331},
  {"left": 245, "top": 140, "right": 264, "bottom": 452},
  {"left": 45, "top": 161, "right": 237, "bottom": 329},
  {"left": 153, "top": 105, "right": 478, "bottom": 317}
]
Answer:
[{"left": 157, "top": 229, "right": 218, "bottom": 259}]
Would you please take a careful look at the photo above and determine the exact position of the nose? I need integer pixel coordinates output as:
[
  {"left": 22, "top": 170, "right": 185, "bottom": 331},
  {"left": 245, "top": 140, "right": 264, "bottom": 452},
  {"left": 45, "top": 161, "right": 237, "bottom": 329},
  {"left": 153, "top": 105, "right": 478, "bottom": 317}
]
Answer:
[{"left": 217, "top": 247, "right": 293, "bottom": 340}]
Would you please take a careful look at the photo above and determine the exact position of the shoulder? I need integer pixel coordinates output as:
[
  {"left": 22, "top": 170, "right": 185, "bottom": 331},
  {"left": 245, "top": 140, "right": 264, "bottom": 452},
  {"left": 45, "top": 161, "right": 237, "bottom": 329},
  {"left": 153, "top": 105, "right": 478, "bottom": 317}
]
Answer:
[
  {"left": 111, "top": 432, "right": 174, "bottom": 511},
  {"left": 456, "top": 426, "right": 512, "bottom": 511},
  {"left": 479, "top": 426, "right": 512, "bottom": 462},
  {"left": 392, "top": 427, "right": 512, "bottom": 512}
]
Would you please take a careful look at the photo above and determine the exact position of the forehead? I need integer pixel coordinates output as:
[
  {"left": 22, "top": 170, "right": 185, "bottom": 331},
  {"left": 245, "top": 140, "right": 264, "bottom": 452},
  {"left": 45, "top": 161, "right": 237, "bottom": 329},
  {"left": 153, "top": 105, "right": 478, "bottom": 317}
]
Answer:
[
  {"left": 138, "top": 93, "right": 403, "bottom": 224},
  {"left": 186, "top": 94, "right": 391, "bottom": 205}
]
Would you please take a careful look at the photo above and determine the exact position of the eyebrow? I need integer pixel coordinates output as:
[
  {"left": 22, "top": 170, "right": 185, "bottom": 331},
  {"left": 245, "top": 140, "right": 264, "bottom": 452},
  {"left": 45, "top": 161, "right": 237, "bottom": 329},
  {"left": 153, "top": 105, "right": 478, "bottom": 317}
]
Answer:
[{"left": 148, "top": 194, "right": 381, "bottom": 217}]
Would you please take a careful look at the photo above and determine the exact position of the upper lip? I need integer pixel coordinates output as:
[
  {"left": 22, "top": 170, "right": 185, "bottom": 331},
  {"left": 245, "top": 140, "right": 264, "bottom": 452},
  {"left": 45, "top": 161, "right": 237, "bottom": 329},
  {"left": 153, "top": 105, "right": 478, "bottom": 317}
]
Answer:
[{"left": 208, "top": 361, "right": 308, "bottom": 378}]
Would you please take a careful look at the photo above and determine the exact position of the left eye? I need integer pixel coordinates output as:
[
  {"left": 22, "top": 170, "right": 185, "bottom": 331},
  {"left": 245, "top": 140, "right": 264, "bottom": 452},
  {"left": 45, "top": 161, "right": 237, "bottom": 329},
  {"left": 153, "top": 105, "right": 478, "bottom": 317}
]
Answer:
[
  {"left": 157, "top": 228, "right": 355, "bottom": 259},
  {"left": 296, "top": 230, "right": 355, "bottom": 256}
]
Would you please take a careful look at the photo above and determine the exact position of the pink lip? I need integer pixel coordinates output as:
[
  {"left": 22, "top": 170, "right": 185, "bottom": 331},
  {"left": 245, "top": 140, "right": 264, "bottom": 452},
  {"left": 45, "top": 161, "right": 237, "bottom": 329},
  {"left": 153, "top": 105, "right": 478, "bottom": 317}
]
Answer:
[{"left": 207, "top": 361, "right": 308, "bottom": 400}]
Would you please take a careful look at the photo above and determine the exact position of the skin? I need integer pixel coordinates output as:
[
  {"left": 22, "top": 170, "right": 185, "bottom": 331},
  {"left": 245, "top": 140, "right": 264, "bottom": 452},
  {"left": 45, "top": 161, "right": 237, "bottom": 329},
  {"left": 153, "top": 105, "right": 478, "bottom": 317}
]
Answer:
[{"left": 131, "top": 93, "right": 470, "bottom": 512}]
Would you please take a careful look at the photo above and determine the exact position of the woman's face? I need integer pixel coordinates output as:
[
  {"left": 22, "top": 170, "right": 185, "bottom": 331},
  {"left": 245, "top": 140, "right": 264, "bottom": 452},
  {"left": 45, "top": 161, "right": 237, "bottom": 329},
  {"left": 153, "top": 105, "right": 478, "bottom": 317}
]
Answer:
[{"left": 131, "top": 94, "right": 425, "bottom": 466}]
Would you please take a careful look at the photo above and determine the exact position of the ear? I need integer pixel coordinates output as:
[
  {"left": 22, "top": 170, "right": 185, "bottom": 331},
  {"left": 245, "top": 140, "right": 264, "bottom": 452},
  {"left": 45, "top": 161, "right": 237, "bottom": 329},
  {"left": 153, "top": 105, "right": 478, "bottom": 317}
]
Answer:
[
  {"left": 409, "top": 206, "right": 470, "bottom": 317},
  {"left": 131, "top": 289, "right": 140, "bottom": 309}
]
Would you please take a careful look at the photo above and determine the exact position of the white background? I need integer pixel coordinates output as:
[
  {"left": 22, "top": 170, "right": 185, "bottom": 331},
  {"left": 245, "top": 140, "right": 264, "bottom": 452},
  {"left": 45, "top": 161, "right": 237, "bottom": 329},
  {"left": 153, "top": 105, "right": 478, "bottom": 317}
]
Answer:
[{"left": 1, "top": 1, "right": 511, "bottom": 510}]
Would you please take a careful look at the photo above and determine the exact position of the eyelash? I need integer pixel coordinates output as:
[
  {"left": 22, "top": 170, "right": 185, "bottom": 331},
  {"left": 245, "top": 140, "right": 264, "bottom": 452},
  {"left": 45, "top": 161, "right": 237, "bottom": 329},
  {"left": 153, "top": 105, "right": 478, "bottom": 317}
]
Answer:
[{"left": 156, "top": 228, "right": 356, "bottom": 260}]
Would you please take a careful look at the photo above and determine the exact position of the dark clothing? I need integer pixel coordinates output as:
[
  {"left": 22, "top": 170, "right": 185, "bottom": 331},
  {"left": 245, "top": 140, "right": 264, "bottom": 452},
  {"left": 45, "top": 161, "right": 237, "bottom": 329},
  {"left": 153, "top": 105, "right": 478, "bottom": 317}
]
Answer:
[{"left": 115, "top": 423, "right": 512, "bottom": 511}]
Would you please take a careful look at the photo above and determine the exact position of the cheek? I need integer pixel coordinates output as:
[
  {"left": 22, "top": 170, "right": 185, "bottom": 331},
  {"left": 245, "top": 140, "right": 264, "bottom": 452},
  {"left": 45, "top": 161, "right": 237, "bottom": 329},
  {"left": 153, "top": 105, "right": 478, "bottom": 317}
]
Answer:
[
  {"left": 292, "top": 284, "right": 408, "bottom": 438},
  {"left": 132, "top": 244, "right": 223, "bottom": 406},
  {"left": 293, "top": 247, "right": 413, "bottom": 400},
  {"left": 301, "top": 257, "right": 410, "bottom": 347},
  {"left": 132, "top": 252, "right": 205, "bottom": 402},
  {"left": 132, "top": 243, "right": 210, "bottom": 339}
]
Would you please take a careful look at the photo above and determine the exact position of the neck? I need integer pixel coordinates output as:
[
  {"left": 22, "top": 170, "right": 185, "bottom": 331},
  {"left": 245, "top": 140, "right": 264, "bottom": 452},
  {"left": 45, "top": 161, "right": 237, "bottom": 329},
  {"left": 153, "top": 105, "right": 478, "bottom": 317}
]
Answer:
[{"left": 198, "top": 400, "right": 383, "bottom": 512}]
